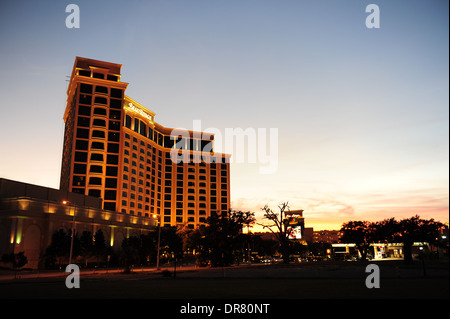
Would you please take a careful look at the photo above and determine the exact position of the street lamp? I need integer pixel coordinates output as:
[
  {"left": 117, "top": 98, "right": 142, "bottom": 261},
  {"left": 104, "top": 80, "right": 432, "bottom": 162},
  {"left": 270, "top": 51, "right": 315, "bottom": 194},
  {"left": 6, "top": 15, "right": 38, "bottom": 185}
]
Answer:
[
  {"left": 154, "top": 214, "right": 161, "bottom": 270},
  {"left": 63, "top": 200, "right": 76, "bottom": 265}
]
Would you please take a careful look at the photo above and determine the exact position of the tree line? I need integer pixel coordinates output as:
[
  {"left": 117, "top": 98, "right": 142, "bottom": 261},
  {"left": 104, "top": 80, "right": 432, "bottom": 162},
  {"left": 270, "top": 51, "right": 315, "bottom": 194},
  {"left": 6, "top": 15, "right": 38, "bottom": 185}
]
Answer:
[
  {"left": 340, "top": 215, "right": 447, "bottom": 263},
  {"left": 35, "top": 204, "right": 449, "bottom": 270}
]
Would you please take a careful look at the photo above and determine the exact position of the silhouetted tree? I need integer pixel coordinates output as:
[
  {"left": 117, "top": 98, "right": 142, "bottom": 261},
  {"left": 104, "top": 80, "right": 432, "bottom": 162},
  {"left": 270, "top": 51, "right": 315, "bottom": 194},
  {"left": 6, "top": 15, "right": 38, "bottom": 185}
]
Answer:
[
  {"left": 258, "top": 202, "right": 292, "bottom": 263},
  {"left": 340, "top": 221, "right": 374, "bottom": 261},
  {"left": 79, "top": 231, "right": 94, "bottom": 266},
  {"left": 372, "top": 218, "right": 400, "bottom": 243},
  {"left": 45, "top": 229, "right": 72, "bottom": 266},
  {"left": 398, "top": 215, "right": 445, "bottom": 264},
  {"left": 120, "top": 235, "right": 141, "bottom": 272},
  {"left": 1, "top": 252, "right": 28, "bottom": 272}
]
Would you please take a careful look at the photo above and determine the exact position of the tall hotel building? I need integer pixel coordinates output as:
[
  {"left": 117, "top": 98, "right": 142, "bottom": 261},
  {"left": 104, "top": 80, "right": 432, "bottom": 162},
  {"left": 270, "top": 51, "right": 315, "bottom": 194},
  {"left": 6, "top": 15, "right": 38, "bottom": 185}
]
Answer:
[{"left": 60, "top": 57, "right": 230, "bottom": 228}]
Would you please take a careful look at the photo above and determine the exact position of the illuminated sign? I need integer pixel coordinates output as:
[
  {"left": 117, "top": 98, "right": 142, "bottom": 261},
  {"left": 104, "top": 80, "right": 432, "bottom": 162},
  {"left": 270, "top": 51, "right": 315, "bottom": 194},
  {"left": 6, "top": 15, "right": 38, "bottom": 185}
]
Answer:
[
  {"left": 288, "top": 226, "right": 302, "bottom": 240},
  {"left": 125, "top": 102, "right": 153, "bottom": 122}
]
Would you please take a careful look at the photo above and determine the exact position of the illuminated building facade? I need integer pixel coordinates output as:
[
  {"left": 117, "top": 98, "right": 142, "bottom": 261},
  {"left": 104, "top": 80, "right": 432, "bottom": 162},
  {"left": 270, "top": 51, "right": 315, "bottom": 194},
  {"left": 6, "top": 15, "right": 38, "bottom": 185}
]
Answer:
[
  {"left": 0, "top": 178, "right": 155, "bottom": 269},
  {"left": 60, "top": 57, "right": 231, "bottom": 228}
]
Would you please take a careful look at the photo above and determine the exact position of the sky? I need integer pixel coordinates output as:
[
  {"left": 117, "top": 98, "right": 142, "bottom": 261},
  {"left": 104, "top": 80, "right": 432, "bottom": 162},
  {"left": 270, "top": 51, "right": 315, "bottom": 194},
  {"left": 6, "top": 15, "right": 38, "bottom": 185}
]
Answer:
[{"left": 0, "top": 0, "right": 448, "bottom": 231}]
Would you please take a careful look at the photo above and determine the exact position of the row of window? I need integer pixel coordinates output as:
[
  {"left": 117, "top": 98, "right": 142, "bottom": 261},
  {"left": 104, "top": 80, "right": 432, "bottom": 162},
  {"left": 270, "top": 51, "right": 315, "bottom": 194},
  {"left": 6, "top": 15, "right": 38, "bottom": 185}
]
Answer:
[
  {"left": 124, "top": 132, "right": 229, "bottom": 164},
  {"left": 78, "top": 71, "right": 121, "bottom": 84},
  {"left": 125, "top": 115, "right": 224, "bottom": 155}
]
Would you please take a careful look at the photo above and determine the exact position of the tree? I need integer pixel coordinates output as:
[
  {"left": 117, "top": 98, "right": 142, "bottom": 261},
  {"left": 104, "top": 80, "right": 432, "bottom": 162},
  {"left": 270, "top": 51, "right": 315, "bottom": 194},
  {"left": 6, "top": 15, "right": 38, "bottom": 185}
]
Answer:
[
  {"left": 371, "top": 218, "right": 400, "bottom": 244},
  {"left": 93, "top": 229, "right": 107, "bottom": 262},
  {"left": 231, "top": 210, "right": 256, "bottom": 233},
  {"left": 79, "top": 231, "right": 94, "bottom": 266},
  {"left": 340, "top": 221, "right": 374, "bottom": 261},
  {"left": 258, "top": 202, "right": 292, "bottom": 263},
  {"left": 120, "top": 236, "right": 141, "bottom": 272},
  {"left": 45, "top": 229, "right": 71, "bottom": 267},
  {"left": 398, "top": 215, "right": 445, "bottom": 264},
  {"left": 181, "top": 210, "right": 253, "bottom": 266},
  {"left": 1, "top": 252, "right": 28, "bottom": 271}
]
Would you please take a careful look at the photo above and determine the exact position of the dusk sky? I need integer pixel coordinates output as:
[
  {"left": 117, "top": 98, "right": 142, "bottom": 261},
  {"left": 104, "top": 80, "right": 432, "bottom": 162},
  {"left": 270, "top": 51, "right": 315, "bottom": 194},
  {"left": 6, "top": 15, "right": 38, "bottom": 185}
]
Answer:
[{"left": 0, "top": 0, "right": 448, "bottom": 230}]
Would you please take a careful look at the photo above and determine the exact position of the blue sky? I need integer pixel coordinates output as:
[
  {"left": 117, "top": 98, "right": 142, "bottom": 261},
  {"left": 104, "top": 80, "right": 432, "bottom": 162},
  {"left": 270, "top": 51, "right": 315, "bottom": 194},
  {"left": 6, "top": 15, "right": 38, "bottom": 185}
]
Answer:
[{"left": 0, "top": 0, "right": 448, "bottom": 229}]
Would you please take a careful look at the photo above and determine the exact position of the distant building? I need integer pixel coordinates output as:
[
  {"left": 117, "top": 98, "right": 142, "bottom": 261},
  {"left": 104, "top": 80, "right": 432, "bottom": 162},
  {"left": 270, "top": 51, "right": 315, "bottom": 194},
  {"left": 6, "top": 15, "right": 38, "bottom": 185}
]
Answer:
[
  {"left": 313, "top": 230, "right": 343, "bottom": 243},
  {"left": 303, "top": 227, "right": 314, "bottom": 242}
]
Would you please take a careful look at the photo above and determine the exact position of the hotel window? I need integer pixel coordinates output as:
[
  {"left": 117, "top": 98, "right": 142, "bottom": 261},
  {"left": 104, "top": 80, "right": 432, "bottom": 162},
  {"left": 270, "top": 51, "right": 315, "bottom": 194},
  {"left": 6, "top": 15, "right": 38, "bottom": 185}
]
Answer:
[
  {"left": 76, "top": 140, "right": 89, "bottom": 150},
  {"left": 104, "top": 190, "right": 117, "bottom": 200},
  {"left": 93, "top": 118, "right": 106, "bottom": 127},
  {"left": 89, "top": 177, "right": 102, "bottom": 185},
  {"left": 94, "top": 96, "right": 107, "bottom": 105},
  {"left": 107, "top": 74, "right": 119, "bottom": 82},
  {"left": 109, "top": 120, "right": 121, "bottom": 131},
  {"left": 140, "top": 122, "right": 146, "bottom": 137},
  {"left": 92, "top": 130, "right": 105, "bottom": 139},
  {"left": 91, "top": 141, "right": 104, "bottom": 150},
  {"left": 125, "top": 115, "right": 131, "bottom": 130},
  {"left": 74, "top": 151, "right": 87, "bottom": 162},
  {"left": 89, "top": 165, "right": 103, "bottom": 173},
  {"left": 134, "top": 118, "right": 139, "bottom": 133},
  {"left": 106, "top": 178, "right": 117, "bottom": 188},
  {"left": 78, "top": 70, "right": 91, "bottom": 77},
  {"left": 107, "top": 154, "right": 119, "bottom": 165},
  {"left": 148, "top": 128, "right": 153, "bottom": 140},
  {"left": 93, "top": 107, "right": 107, "bottom": 116},
  {"left": 76, "top": 128, "right": 89, "bottom": 139},
  {"left": 106, "top": 166, "right": 118, "bottom": 176},
  {"left": 95, "top": 86, "right": 108, "bottom": 94},
  {"left": 107, "top": 143, "right": 119, "bottom": 153},
  {"left": 200, "top": 140, "right": 213, "bottom": 152},
  {"left": 90, "top": 153, "right": 103, "bottom": 161},
  {"left": 72, "top": 176, "right": 86, "bottom": 186},
  {"left": 79, "top": 94, "right": 92, "bottom": 105},
  {"left": 73, "top": 164, "right": 86, "bottom": 174},
  {"left": 77, "top": 116, "right": 90, "bottom": 128},
  {"left": 110, "top": 110, "right": 121, "bottom": 120},
  {"left": 108, "top": 132, "right": 120, "bottom": 142},
  {"left": 78, "top": 105, "right": 91, "bottom": 116},
  {"left": 110, "top": 98, "right": 122, "bottom": 109},
  {"left": 110, "top": 88, "right": 123, "bottom": 99}
]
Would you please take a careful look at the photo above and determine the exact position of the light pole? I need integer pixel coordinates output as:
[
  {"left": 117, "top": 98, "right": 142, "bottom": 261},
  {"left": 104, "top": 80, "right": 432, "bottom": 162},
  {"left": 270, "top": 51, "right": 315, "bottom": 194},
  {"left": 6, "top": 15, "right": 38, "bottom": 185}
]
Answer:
[
  {"left": 154, "top": 214, "right": 161, "bottom": 270},
  {"left": 63, "top": 200, "right": 76, "bottom": 265}
]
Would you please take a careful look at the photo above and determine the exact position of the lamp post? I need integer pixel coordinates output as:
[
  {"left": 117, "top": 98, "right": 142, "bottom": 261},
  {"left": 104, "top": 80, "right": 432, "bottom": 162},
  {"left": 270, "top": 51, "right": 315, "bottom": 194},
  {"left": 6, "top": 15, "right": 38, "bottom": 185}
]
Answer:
[
  {"left": 63, "top": 200, "right": 76, "bottom": 265},
  {"left": 154, "top": 214, "right": 161, "bottom": 270}
]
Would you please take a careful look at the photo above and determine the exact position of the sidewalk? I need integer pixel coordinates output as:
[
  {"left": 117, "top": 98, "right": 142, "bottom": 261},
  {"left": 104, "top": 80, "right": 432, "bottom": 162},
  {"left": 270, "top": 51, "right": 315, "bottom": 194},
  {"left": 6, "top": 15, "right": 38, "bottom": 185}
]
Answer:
[{"left": 0, "top": 264, "right": 210, "bottom": 281}]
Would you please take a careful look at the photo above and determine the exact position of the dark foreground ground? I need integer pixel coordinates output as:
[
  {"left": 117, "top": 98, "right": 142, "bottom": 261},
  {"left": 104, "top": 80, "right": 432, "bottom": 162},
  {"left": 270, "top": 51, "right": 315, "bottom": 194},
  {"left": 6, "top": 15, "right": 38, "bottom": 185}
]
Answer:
[{"left": 1, "top": 260, "right": 448, "bottom": 299}]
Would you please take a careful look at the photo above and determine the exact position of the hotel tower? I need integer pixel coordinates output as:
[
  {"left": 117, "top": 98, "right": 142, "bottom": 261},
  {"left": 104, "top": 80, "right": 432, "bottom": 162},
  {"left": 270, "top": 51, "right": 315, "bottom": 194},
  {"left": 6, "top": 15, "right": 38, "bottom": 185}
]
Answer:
[{"left": 60, "top": 57, "right": 231, "bottom": 228}]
